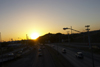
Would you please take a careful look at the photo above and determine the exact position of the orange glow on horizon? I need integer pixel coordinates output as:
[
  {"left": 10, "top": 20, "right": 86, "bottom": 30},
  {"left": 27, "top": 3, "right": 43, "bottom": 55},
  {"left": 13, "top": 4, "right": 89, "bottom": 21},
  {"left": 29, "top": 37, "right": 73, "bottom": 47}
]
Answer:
[{"left": 30, "top": 32, "right": 39, "bottom": 40}]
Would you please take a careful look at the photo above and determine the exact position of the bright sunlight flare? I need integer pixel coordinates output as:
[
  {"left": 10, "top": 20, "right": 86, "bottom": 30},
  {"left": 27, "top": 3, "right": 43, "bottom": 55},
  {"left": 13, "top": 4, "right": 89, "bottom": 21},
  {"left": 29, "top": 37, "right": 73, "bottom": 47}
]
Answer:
[{"left": 30, "top": 32, "right": 39, "bottom": 39}]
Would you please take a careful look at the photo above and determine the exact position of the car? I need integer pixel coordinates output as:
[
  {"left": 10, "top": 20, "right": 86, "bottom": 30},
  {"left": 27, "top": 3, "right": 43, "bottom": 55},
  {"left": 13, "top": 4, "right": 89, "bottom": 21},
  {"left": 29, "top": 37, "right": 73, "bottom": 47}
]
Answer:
[
  {"left": 42, "top": 46, "right": 45, "bottom": 49},
  {"left": 18, "top": 51, "right": 22, "bottom": 54},
  {"left": 7, "top": 53, "right": 14, "bottom": 57},
  {"left": 38, "top": 49, "right": 41, "bottom": 52},
  {"left": 15, "top": 53, "right": 21, "bottom": 58},
  {"left": 15, "top": 51, "right": 22, "bottom": 58},
  {"left": 52, "top": 45, "right": 55, "bottom": 47},
  {"left": 38, "top": 52, "right": 42, "bottom": 57},
  {"left": 33, "top": 47, "right": 36, "bottom": 50},
  {"left": 29, "top": 47, "right": 33, "bottom": 50},
  {"left": 75, "top": 52, "right": 84, "bottom": 58},
  {"left": 62, "top": 48, "right": 66, "bottom": 53},
  {"left": 21, "top": 48, "right": 24, "bottom": 51}
]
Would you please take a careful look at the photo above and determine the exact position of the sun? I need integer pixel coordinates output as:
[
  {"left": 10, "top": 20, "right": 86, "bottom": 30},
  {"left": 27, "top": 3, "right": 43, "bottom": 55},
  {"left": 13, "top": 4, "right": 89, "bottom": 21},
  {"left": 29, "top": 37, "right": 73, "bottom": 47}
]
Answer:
[{"left": 30, "top": 33, "right": 39, "bottom": 40}]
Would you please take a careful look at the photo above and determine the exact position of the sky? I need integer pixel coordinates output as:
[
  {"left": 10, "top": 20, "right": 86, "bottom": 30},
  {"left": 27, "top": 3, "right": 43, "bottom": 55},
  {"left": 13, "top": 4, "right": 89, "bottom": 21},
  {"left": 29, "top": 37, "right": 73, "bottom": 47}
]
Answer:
[{"left": 0, "top": 0, "right": 100, "bottom": 41}]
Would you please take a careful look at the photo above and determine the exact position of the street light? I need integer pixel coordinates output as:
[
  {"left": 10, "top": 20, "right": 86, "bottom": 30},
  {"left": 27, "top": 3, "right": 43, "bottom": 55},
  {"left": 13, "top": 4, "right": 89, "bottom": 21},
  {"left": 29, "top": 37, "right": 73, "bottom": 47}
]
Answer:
[
  {"left": 85, "top": 25, "right": 94, "bottom": 67},
  {"left": 63, "top": 26, "right": 72, "bottom": 34},
  {"left": 63, "top": 28, "right": 69, "bottom": 30},
  {"left": 85, "top": 25, "right": 90, "bottom": 48},
  {"left": 0, "top": 32, "right": 3, "bottom": 67},
  {"left": 67, "top": 31, "right": 70, "bottom": 45},
  {"left": 63, "top": 26, "right": 81, "bottom": 43},
  {"left": 63, "top": 27, "right": 72, "bottom": 45},
  {"left": 85, "top": 25, "right": 90, "bottom": 27}
]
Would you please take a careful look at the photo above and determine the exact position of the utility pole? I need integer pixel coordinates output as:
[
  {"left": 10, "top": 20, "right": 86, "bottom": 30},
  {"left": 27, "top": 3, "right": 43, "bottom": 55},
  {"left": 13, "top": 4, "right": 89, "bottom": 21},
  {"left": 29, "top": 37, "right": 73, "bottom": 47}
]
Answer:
[
  {"left": 85, "top": 25, "right": 94, "bottom": 67},
  {"left": 0, "top": 32, "right": 1, "bottom": 42},
  {"left": 0, "top": 32, "right": 3, "bottom": 67},
  {"left": 26, "top": 34, "right": 28, "bottom": 47},
  {"left": 71, "top": 26, "right": 72, "bottom": 35},
  {"left": 85, "top": 25, "right": 91, "bottom": 48},
  {"left": 67, "top": 31, "right": 70, "bottom": 45},
  {"left": 26, "top": 34, "right": 28, "bottom": 40}
]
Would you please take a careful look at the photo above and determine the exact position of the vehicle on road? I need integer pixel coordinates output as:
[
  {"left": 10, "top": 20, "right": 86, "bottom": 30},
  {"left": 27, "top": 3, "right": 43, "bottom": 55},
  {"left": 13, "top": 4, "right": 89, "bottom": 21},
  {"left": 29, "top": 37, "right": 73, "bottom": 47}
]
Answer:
[
  {"left": 52, "top": 45, "right": 55, "bottom": 47},
  {"left": 15, "top": 54, "right": 21, "bottom": 58},
  {"left": 7, "top": 53, "right": 14, "bottom": 57},
  {"left": 33, "top": 47, "right": 36, "bottom": 50},
  {"left": 75, "top": 52, "right": 84, "bottom": 58},
  {"left": 38, "top": 52, "right": 42, "bottom": 57},
  {"left": 18, "top": 51, "right": 22, "bottom": 54},
  {"left": 15, "top": 51, "right": 23, "bottom": 58},
  {"left": 42, "top": 46, "right": 45, "bottom": 49},
  {"left": 62, "top": 48, "right": 66, "bottom": 53},
  {"left": 21, "top": 48, "right": 24, "bottom": 51},
  {"left": 38, "top": 49, "right": 41, "bottom": 52}
]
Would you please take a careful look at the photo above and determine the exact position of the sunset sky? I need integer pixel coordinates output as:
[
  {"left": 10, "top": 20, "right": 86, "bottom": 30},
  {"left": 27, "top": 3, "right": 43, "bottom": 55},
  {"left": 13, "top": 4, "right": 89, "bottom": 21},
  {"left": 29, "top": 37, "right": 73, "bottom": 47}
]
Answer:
[{"left": 0, "top": 0, "right": 100, "bottom": 41}]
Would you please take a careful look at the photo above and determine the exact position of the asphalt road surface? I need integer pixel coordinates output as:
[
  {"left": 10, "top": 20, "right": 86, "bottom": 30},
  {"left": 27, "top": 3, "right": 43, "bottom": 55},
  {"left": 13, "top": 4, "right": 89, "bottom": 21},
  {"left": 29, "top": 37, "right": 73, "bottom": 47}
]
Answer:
[
  {"left": 48, "top": 44, "right": 100, "bottom": 67},
  {"left": 1, "top": 46, "right": 55, "bottom": 67}
]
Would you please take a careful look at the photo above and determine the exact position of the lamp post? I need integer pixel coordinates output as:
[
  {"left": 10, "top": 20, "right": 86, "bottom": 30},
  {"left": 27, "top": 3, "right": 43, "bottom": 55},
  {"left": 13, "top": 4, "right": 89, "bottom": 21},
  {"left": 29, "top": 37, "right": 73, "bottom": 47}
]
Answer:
[
  {"left": 0, "top": 32, "right": 3, "bottom": 67},
  {"left": 67, "top": 31, "right": 70, "bottom": 45},
  {"left": 26, "top": 34, "right": 28, "bottom": 45},
  {"left": 63, "top": 27, "right": 71, "bottom": 44},
  {"left": 63, "top": 26, "right": 81, "bottom": 43},
  {"left": 85, "top": 25, "right": 91, "bottom": 48},
  {"left": 85, "top": 25, "right": 94, "bottom": 67},
  {"left": 63, "top": 26, "right": 72, "bottom": 34}
]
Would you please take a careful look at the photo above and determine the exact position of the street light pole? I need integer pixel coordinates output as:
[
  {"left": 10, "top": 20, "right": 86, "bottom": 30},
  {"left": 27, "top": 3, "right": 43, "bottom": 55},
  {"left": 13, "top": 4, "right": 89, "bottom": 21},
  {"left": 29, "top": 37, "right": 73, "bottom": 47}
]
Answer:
[
  {"left": 85, "top": 25, "right": 94, "bottom": 67},
  {"left": 85, "top": 25, "right": 91, "bottom": 48},
  {"left": 0, "top": 32, "right": 1, "bottom": 42},
  {"left": 71, "top": 26, "right": 72, "bottom": 35},
  {"left": 67, "top": 31, "right": 70, "bottom": 45},
  {"left": 63, "top": 26, "right": 81, "bottom": 43},
  {"left": 26, "top": 34, "right": 28, "bottom": 47},
  {"left": 0, "top": 32, "right": 3, "bottom": 67}
]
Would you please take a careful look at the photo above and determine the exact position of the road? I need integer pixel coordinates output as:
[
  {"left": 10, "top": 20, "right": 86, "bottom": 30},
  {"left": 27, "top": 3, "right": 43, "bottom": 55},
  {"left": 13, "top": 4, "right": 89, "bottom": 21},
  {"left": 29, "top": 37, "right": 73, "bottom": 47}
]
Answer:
[
  {"left": 0, "top": 47, "right": 29, "bottom": 63},
  {"left": 54, "top": 43, "right": 100, "bottom": 48},
  {"left": 48, "top": 44, "right": 100, "bottom": 67},
  {"left": 0, "top": 47, "right": 26, "bottom": 58},
  {"left": 33, "top": 45, "right": 55, "bottom": 67},
  {"left": 1, "top": 45, "right": 55, "bottom": 67}
]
